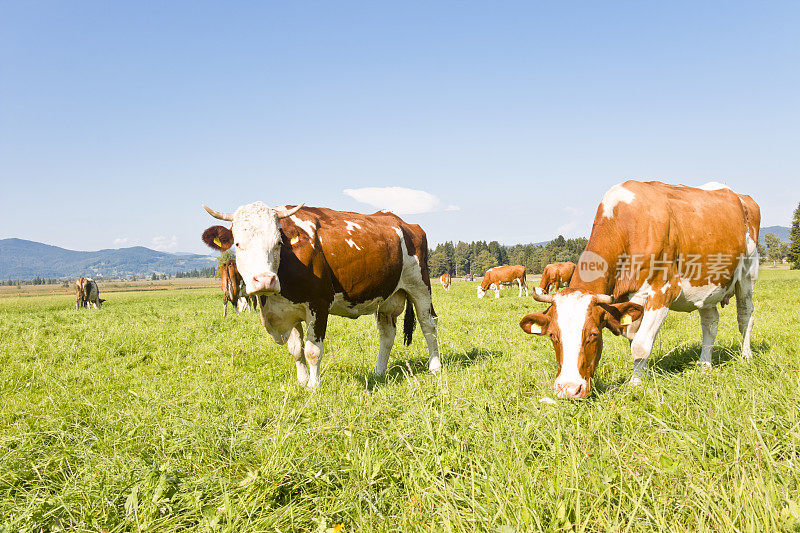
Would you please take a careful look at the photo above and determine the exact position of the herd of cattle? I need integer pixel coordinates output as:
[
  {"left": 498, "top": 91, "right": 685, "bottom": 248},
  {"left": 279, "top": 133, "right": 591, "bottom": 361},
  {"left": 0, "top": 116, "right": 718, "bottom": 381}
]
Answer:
[{"left": 74, "top": 180, "right": 762, "bottom": 400}]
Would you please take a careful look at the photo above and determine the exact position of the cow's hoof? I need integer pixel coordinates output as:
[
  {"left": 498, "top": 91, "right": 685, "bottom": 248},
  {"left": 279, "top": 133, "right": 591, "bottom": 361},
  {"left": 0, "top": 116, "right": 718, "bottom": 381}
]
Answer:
[
  {"left": 698, "top": 361, "right": 712, "bottom": 372},
  {"left": 428, "top": 358, "right": 442, "bottom": 374},
  {"left": 629, "top": 375, "right": 643, "bottom": 387}
]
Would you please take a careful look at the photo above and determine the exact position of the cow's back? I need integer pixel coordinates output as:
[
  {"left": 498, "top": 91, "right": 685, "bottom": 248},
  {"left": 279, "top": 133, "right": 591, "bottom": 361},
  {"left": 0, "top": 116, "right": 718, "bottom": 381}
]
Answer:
[{"left": 582, "top": 180, "right": 758, "bottom": 298}]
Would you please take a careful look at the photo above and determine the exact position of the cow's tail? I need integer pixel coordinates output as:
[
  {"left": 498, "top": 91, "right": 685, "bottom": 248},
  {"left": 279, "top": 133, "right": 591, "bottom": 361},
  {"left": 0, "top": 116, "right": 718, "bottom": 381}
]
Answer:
[{"left": 403, "top": 295, "right": 416, "bottom": 346}]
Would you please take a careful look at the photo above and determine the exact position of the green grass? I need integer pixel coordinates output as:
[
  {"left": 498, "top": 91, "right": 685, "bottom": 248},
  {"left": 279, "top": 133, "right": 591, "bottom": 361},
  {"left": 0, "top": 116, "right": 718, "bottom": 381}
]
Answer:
[{"left": 1, "top": 270, "right": 799, "bottom": 532}]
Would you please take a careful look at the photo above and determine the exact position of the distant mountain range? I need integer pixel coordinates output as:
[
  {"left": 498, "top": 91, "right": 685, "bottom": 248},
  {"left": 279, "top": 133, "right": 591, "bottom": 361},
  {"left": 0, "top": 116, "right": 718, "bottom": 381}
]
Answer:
[
  {"left": 0, "top": 238, "right": 216, "bottom": 280},
  {"left": 760, "top": 226, "right": 791, "bottom": 243},
  {"left": 0, "top": 227, "right": 792, "bottom": 280}
]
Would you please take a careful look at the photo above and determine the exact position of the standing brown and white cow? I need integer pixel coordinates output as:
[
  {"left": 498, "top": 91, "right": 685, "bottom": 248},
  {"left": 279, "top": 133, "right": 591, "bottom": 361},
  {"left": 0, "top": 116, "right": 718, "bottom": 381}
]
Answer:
[
  {"left": 202, "top": 202, "right": 441, "bottom": 388},
  {"left": 219, "top": 259, "right": 244, "bottom": 317},
  {"left": 440, "top": 273, "right": 451, "bottom": 291},
  {"left": 477, "top": 265, "right": 528, "bottom": 299},
  {"left": 75, "top": 277, "right": 104, "bottom": 309},
  {"left": 520, "top": 181, "right": 760, "bottom": 399},
  {"left": 539, "top": 262, "right": 576, "bottom": 293}
]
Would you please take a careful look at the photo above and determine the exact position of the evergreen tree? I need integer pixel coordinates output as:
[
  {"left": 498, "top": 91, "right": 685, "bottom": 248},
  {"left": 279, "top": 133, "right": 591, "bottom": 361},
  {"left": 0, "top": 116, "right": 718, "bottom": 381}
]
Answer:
[{"left": 789, "top": 202, "right": 800, "bottom": 269}]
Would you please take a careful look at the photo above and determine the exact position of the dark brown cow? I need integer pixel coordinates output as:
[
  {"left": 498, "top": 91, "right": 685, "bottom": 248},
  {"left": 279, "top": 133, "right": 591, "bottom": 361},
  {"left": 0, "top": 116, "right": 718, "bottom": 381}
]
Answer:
[
  {"left": 520, "top": 181, "right": 760, "bottom": 399},
  {"left": 539, "top": 262, "right": 576, "bottom": 293},
  {"left": 202, "top": 202, "right": 441, "bottom": 388},
  {"left": 75, "top": 277, "right": 104, "bottom": 309},
  {"left": 440, "top": 273, "right": 451, "bottom": 291},
  {"left": 219, "top": 260, "right": 244, "bottom": 317},
  {"left": 477, "top": 265, "right": 528, "bottom": 298}
]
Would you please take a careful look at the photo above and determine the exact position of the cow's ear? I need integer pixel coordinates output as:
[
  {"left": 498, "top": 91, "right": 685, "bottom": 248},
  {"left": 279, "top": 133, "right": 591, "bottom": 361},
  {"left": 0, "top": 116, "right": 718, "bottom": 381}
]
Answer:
[
  {"left": 202, "top": 225, "right": 234, "bottom": 251},
  {"left": 520, "top": 312, "right": 550, "bottom": 335},
  {"left": 598, "top": 302, "right": 643, "bottom": 336}
]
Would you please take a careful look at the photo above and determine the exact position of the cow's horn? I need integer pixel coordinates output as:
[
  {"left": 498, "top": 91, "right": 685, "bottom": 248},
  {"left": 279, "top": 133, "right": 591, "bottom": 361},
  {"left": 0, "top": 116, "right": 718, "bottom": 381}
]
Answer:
[
  {"left": 533, "top": 287, "right": 555, "bottom": 303},
  {"left": 203, "top": 205, "right": 234, "bottom": 221},
  {"left": 276, "top": 203, "right": 304, "bottom": 219},
  {"left": 595, "top": 294, "right": 614, "bottom": 304}
]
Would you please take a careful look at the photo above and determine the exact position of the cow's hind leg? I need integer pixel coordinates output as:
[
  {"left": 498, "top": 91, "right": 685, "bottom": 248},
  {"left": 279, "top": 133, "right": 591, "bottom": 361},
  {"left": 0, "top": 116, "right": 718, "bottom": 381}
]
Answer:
[
  {"left": 286, "top": 323, "right": 309, "bottom": 385},
  {"left": 735, "top": 278, "right": 756, "bottom": 359},
  {"left": 698, "top": 306, "right": 719, "bottom": 368},
  {"left": 373, "top": 292, "right": 406, "bottom": 376},
  {"left": 406, "top": 289, "right": 442, "bottom": 373}
]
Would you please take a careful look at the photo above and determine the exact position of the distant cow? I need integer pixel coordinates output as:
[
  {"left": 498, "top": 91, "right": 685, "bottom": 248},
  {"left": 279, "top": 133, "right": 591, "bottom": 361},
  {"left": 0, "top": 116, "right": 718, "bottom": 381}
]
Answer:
[
  {"left": 202, "top": 202, "right": 441, "bottom": 388},
  {"left": 219, "top": 260, "right": 244, "bottom": 317},
  {"left": 75, "top": 277, "right": 104, "bottom": 309},
  {"left": 539, "top": 262, "right": 576, "bottom": 293},
  {"left": 477, "top": 265, "right": 528, "bottom": 299},
  {"left": 440, "top": 273, "right": 451, "bottom": 291},
  {"left": 520, "top": 181, "right": 760, "bottom": 399}
]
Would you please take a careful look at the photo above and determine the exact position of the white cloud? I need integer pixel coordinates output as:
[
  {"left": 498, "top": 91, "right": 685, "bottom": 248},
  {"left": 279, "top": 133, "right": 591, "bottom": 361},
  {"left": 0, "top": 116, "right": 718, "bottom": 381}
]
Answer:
[
  {"left": 556, "top": 220, "right": 578, "bottom": 235},
  {"left": 151, "top": 235, "right": 179, "bottom": 251},
  {"left": 342, "top": 186, "right": 459, "bottom": 215},
  {"left": 113, "top": 237, "right": 129, "bottom": 247},
  {"left": 564, "top": 205, "right": 583, "bottom": 216}
]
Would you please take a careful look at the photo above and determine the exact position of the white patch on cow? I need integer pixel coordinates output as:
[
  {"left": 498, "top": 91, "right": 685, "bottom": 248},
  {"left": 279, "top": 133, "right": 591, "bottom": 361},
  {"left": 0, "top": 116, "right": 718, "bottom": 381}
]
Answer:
[
  {"left": 671, "top": 280, "right": 724, "bottom": 311},
  {"left": 601, "top": 183, "right": 636, "bottom": 218},
  {"left": 344, "top": 220, "right": 362, "bottom": 234},
  {"left": 259, "top": 294, "right": 308, "bottom": 343},
  {"left": 345, "top": 238, "right": 362, "bottom": 251},
  {"left": 393, "top": 226, "right": 403, "bottom": 238},
  {"left": 698, "top": 181, "right": 730, "bottom": 191},
  {"left": 553, "top": 292, "right": 593, "bottom": 391},
  {"left": 330, "top": 294, "right": 384, "bottom": 318},
  {"left": 290, "top": 215, "right": 316, "bottom": 239}
]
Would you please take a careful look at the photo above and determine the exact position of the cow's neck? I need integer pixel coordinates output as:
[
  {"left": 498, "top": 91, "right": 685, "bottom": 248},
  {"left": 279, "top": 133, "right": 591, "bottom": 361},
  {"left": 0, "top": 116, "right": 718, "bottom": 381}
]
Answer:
[{"left": 569, "top": 221, "right": 626, "bottom": 296}]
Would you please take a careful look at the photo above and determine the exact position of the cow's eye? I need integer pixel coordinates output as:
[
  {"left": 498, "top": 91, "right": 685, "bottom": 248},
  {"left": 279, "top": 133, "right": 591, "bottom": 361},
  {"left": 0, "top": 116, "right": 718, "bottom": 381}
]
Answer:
[{"left": 586, "top": 331, "right": 599, "bottom": 342}]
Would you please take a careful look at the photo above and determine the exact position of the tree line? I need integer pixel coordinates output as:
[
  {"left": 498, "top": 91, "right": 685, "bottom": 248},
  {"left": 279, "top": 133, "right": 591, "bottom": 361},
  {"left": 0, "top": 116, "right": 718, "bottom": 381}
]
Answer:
[{"left": 427, "top": 235, "right": 589, "bottom": 277}]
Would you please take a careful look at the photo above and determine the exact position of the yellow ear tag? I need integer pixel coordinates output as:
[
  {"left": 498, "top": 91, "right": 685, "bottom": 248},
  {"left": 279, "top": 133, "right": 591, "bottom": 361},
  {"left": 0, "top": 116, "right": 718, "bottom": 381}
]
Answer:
[
  {"left": 290, "top": 236, "right": 299, "bottom": 245},
  {"left": 213, "top": 238, "right": 222, "bottom": 247},
  {"left": 531, "top": 323, "right": 542, "bottom": 334},
  {"left": 620, "top": 314, "right": 632, "bottom": 326}
]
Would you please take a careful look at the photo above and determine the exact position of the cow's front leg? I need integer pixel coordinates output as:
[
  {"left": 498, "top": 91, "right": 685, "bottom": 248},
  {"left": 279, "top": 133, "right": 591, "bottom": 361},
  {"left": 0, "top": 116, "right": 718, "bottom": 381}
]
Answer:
[
  {"left": 629, "top": 306, "right": 669, "bottom": 385},
  {"left": 286, "top": 323, "right": 309, "bottom": 385},
  {"left": 304, "top": 307, "right": 329, "bottom": 389}
]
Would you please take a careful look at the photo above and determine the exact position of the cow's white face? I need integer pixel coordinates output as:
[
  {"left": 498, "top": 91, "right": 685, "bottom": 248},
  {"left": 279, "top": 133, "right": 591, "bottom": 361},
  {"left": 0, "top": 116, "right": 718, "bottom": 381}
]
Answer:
[
  {"left": 476, "top": 285, "right": 486, "bottom": 299},
  {"left": 231, "top": 202, "right": 283, "bottom": 295},
  {"left": 520, "top": 289, "right": 644, "bottom": 399}
]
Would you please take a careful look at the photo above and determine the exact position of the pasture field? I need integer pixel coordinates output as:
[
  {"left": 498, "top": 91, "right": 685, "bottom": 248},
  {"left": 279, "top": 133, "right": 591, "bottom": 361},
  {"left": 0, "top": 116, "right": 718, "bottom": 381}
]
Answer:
[{"left": 1, "top": 270, "right": 799, "bottom": 532}]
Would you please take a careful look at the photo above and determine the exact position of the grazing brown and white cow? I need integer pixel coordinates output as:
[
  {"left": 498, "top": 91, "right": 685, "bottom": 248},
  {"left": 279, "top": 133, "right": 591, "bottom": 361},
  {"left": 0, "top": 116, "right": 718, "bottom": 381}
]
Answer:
[
  {"left": 477, "top": 265, "right": 528, "bottom": 299},
  {"left": 520, "top": 181, "right": 760, "bottom": 399},
  {"left": 440, "top": 273, "right": 451, "bottom": 291},
  {"left": 219, "top": 259, "right": 244, "bottom": 317},
  {"left": 75, "top": 277, "right": 104, "bottom": 309},
  {"left": 202, "top": 202, "right": 441, "bottom": 388},
  {"left": 539, "top": 262, "right": 576, "bottom": 293}
]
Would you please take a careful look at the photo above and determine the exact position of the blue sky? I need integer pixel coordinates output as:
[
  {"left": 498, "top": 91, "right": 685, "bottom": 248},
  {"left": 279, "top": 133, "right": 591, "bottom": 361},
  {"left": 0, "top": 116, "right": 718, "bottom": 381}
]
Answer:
[{"left": 1, "top": 1, "right": 798, "bottom": 253}]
